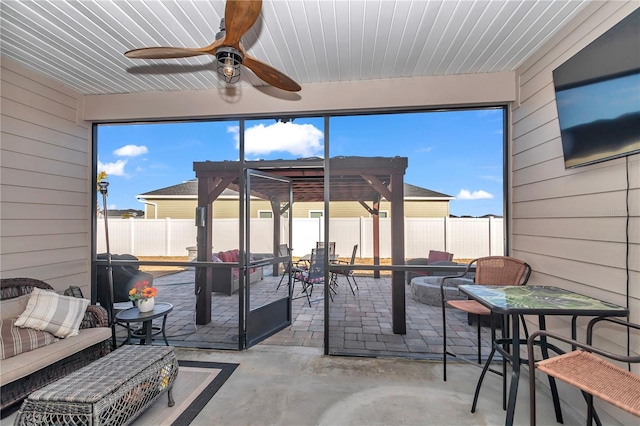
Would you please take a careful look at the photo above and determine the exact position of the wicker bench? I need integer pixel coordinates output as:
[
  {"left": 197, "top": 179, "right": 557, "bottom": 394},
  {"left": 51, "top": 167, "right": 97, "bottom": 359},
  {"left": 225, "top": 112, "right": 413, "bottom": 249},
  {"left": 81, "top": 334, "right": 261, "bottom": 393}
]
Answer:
[
  {"left": 528, "top": 317, "right": 640, "bottom": 425},
  {"left": 14, "top": 345, "right": 179, "bottom": 426},
  {"left": 0, "top": 278, "right": 111, "bottom": 410}
]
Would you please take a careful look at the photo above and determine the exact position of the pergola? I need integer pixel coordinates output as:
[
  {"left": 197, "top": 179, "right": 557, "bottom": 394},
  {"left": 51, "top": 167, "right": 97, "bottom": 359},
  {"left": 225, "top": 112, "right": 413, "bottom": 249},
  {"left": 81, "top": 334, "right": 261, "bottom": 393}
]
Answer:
[{"left": 193, "top": 156, "right": 409, "bottom": 334}]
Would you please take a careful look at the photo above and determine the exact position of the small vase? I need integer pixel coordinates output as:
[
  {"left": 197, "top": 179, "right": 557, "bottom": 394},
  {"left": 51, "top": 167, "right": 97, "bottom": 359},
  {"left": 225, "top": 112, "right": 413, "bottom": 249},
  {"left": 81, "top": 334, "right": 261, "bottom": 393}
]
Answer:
[{"left": 137, "top": 297, "right": 155, "bottom": 313}]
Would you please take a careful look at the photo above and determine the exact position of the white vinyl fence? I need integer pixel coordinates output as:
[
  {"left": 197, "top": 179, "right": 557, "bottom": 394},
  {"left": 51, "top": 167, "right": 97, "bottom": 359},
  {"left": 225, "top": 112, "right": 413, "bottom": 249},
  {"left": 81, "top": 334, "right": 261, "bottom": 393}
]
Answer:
[{"left": 96, "top": 217, "right": 503, "bottom": 259}]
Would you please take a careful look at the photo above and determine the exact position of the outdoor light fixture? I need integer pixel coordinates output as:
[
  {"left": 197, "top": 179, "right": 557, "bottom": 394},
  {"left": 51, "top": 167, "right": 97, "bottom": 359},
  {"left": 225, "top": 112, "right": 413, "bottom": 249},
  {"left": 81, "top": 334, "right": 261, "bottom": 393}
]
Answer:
[
  {"left": 98, "top": 180, "right": 109, "bottom": 196},
  {"left": 216, "top": 46, "right": 243, "bottom": 84},
  {"left": 97, "top": 179, "right": 116, "bottom": 348}
]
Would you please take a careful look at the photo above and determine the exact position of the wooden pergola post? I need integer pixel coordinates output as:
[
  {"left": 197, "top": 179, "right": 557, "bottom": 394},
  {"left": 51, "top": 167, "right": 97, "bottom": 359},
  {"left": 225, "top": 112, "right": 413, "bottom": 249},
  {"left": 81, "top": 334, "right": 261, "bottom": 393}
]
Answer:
[
  {"left": 372, "top": 197, "right": 380, "bottom": 279},
  {"left": 271, "top": 199, "right": 281, "bottom": 276},
  {"left": 390, "top": 172, "right": 406, "bottom": 334}
]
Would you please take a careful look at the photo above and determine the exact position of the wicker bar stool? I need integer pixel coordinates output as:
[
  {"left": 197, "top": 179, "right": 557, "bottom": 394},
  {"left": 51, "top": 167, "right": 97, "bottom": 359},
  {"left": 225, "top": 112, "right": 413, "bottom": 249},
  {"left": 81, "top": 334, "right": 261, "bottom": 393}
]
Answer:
[
  {"left": 440, "top": 256, "right": 532, "bottom": 380},
  {"left": 528, "top": 317, "right": 640, "bottom": 425}
]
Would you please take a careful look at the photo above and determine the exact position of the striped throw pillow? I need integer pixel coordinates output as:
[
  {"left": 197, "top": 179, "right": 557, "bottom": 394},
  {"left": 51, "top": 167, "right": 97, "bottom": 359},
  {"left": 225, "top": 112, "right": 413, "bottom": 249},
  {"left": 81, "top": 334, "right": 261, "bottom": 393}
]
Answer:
[
  {"left": 14, "top": 288, "right": 89, "bottom": 338},
  {"left": 0, "top": 319, "right": 58, "bottom": 359}
]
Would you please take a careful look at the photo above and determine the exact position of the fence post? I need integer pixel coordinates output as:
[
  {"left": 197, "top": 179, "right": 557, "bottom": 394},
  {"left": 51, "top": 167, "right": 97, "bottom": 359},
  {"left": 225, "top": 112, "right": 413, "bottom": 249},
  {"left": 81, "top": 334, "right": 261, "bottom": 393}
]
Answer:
[
  {"left": 444, "top": 216, "right": 450, "bottom": 253},
  {"left": 359, "top": 216, "right": 363, "bottom": 258},
  {"left": 129, "top": 218, "right": 135, "bottom": 254},
  {"left": 488, "top": 216, "right": 493, "bottom": 256},
  {"left": 166, "top": 218, "right": 172, "bottom": 256}
]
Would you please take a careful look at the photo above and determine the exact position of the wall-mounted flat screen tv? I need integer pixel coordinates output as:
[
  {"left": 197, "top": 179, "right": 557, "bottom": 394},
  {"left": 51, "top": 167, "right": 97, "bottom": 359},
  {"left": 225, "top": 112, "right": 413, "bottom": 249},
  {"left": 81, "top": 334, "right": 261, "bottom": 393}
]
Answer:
[{"left": 553, "top": 8, "right": 640, "bottom": 169}]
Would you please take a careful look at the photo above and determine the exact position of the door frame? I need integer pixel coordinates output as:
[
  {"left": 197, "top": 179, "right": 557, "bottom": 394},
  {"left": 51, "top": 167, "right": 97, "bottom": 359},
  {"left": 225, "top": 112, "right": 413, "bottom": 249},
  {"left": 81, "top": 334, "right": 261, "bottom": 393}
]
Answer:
[{"left": 242, "top": 168, "right": 293, "bottom": 348}]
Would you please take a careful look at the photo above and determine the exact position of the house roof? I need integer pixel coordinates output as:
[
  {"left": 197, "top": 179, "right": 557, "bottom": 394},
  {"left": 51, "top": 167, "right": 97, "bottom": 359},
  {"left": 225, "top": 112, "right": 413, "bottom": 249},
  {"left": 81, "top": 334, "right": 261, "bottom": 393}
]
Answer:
[
  {"left": 0, "top": 1, "right": 589, "bottom": 95},
  {"left": 403, "top": 183, "right": 452, "bottom": 200},
  {"left": 139, "top": 176, "right": 453, "bottom": 202}
]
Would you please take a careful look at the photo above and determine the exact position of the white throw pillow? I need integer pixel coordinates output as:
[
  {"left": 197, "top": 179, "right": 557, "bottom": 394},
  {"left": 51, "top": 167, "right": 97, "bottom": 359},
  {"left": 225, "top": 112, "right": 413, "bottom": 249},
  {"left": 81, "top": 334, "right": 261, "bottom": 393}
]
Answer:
[{"left": 15, "top": 288, "right": 89, "bottom": 338}]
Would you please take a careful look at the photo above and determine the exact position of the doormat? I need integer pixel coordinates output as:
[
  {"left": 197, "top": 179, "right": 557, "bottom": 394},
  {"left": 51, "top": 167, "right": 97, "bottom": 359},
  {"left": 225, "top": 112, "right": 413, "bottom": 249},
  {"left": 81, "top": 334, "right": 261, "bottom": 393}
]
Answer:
[{"left": 135, "top": 360, "right": 239, "bottom": 426}]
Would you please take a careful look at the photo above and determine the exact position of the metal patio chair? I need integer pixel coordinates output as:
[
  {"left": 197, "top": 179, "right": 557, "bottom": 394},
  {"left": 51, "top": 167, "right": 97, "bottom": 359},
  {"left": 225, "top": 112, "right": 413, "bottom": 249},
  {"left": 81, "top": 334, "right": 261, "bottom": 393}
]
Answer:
[
  {"left": 331, "top": 244, "right": 359, "bottom": 295},
  {"left": 292, "top": 247, "right": 328, "bottom": 306},
  {"left": 276, "top": 243, "right": 293, "bottom": 291}
]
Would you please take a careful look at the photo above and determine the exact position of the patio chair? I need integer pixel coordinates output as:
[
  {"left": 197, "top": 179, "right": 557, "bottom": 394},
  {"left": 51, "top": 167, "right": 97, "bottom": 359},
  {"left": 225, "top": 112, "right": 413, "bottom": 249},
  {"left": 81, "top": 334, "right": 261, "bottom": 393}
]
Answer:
[
  {"left": 276, "top": 243, "right": 293, "bottom": 291},
  {"left": 440, "top": 256, "right": 531, "bottom": 383},
  {"left": 406, "top": 250, "right": 454, "bottom": 285},
  {"left": 528, "top": 317, "right": 640, "bottom": 425},
  {"left": 292, "top": 248, "right": 328, "bottom": 306},
  {"left": 331, "top": 244, "right": 359, "bottom": 295},
  {"left": 316, "top": 241, "right": 336, "bottom": 255}
]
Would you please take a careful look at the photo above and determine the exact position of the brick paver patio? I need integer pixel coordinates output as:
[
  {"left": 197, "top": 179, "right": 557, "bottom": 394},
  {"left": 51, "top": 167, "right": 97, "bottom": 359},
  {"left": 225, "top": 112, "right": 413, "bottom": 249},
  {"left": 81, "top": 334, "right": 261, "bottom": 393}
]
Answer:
[{"left": 139, "top": 268, "right": 495, "bottom": 359}]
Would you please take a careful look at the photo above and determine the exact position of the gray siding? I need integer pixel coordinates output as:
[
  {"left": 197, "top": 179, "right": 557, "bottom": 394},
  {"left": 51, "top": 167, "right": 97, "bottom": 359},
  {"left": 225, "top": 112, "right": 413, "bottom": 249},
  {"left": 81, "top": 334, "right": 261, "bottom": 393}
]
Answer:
[
  {"left": 0, "top": 58, "right": 91, "bottom": 295},
  {"left": 512, "top": 2, "right": 639, "bottom": 422}
]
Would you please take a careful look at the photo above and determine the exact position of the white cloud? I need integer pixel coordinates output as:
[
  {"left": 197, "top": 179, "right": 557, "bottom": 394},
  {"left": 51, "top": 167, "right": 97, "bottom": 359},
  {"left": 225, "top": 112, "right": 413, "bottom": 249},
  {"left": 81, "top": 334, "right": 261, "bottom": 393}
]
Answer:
[
  {"left": 228, "top": 122, "right": 324, "bottom": 157},
  {"left": 114, "top": 145, "right": 148, "bottom": 157},
  {"left": 98, "top": 159, "right": 128, "bottom": 177},
  {"left": 478, "top": 175, "right": 502, "bottom": 183},
  {"left": 457, "top": 189, "right": 494, "bottom": 200},
  {"left": 416, "top": 146, "right": 432, "bottom": 153}
]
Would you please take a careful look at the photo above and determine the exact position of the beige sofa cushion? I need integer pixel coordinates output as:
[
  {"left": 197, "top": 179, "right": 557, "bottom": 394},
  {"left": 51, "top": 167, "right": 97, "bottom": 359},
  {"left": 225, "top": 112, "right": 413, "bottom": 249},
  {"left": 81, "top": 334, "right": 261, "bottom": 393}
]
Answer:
[
  {"left": 1, "top": 294, "right": 31, "bottom": 320},
  {"left": 0, "top": 327, "right": 111, "bottom": 385}
]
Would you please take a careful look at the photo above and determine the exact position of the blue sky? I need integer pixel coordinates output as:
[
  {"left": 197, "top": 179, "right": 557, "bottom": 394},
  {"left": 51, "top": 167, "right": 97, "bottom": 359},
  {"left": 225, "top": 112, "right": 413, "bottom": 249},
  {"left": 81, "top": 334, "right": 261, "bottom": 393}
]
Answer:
[{"left": 97, "top": 108, "right": 504, "bottom": 217}]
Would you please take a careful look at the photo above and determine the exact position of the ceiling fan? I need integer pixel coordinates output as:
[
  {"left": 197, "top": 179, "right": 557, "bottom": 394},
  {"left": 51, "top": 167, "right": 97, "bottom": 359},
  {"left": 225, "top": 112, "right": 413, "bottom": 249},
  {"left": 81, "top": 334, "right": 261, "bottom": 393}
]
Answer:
[{"left": 124, "top": 0, "right": 301, "bottom": 92}]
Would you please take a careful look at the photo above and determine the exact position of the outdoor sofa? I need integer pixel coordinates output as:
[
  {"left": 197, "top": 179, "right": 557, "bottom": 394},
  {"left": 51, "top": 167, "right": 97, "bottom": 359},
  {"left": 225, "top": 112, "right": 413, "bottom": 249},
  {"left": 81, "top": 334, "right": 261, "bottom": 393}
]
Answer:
[
  {"left": 211, "top": 249, "right": 264, "bottom": 295},
  {"left": 0, "top": 278, "right": 112, "bottom": 410}
]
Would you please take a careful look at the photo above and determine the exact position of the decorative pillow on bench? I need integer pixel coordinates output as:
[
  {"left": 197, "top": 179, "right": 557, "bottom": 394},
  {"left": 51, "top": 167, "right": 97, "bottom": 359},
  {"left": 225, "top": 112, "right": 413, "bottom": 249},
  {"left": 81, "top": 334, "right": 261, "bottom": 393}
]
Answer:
[
  {"left": 0, "top": 318, "right": 58, "bottom": 360},
  {"left": 1, "top": 293, "right": 31, "bottom": 320},
  {"left": 15, "top": 288, "right": 89, "bottom": 338}
]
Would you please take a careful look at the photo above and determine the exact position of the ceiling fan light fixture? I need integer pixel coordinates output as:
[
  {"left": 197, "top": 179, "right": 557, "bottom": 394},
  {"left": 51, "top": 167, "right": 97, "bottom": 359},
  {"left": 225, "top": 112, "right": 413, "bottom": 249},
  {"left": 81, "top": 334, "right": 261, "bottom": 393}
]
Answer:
[{"left": 216, "top": 46, "right": 243, "bottom": 84}]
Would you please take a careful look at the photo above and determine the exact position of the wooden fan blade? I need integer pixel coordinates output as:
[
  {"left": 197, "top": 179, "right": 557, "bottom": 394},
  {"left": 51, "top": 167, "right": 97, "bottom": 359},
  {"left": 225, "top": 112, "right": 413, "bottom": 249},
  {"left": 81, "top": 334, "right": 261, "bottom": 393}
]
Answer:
[
  {"left": 223, "top": 0, "right": 263, "bottom": 48},
  {"left": 243, "top": 54, "right": 301, "bottom": 92},
  {"left": 125, "top": 47, "right": 209, "bottom": 59}
]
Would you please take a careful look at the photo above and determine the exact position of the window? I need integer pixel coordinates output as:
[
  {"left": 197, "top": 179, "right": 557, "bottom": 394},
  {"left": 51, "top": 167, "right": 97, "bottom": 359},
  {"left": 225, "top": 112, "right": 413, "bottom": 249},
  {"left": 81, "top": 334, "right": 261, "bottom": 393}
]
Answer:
[
  {"left": 259, "top": 210, "right": 288, "bottom": 218},
  {"left": 309, "top": 211, "right": 323, "bottom": 218},
  {"left": 376, "top": 211, "right": 389, "bottom": 218}
]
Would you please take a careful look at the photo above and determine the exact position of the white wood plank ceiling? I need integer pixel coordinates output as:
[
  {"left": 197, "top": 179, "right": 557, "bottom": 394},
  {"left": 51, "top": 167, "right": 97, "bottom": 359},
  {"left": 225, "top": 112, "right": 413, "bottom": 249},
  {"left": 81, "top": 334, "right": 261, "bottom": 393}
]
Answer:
[{"left": 0, "top": 0, "right": 590, "bottom": 95}]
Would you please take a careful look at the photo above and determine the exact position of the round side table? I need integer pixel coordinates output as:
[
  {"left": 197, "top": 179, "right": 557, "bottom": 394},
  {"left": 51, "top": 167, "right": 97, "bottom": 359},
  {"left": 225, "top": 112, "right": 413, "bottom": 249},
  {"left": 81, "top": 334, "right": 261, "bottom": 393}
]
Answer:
[{"left": 115, "top": 302, "right": 173, "bottom": 346}]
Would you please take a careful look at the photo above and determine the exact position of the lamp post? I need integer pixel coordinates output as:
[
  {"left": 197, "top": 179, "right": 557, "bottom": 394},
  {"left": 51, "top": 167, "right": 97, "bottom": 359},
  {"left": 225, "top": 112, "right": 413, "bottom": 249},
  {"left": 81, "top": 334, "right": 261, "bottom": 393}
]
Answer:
[{"left": 98, "top": 180, "right": 116, "bottom": 348}]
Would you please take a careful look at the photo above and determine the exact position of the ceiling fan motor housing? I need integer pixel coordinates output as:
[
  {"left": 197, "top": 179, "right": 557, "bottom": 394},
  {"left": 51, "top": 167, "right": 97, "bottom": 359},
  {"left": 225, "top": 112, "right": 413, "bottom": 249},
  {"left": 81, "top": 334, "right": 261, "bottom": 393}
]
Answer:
[{"left": 215, "top": 18, "right": 226, "bottom": 40}]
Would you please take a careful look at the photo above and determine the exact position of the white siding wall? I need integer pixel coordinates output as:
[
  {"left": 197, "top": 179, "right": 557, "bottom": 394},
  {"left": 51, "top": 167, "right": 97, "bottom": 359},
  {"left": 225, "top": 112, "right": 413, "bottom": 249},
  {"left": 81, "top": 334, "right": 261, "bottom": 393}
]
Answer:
[
  {"left": 512, "top": 3, "right": 639, "bottom": 423},
  {"left": 0, "top": 58, "right": 91, "bottom": 295}
]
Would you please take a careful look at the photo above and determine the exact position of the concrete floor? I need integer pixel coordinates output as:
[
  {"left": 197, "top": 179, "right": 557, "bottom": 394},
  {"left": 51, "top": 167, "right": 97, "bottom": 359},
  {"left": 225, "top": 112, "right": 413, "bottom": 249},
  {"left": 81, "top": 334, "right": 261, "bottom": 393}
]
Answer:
[
  {"left": 2, "top": 271, "right": 614, "bottom": 425},
  {"left": 92, "top": 271, "right": 607, "bottom": 425},
  {"left": 3, "top": 345, "right": 612, "bottom": 425},
  {"left": 171, "top": 344, "right": 590, "bottom": 426}
]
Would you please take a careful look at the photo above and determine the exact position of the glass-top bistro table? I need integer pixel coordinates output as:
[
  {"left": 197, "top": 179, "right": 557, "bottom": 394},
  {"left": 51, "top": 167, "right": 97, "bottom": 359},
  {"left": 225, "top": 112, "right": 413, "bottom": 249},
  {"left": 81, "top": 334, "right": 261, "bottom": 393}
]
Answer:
[{"left": 458, "top": 285, "right": 629, "bottom": 426}]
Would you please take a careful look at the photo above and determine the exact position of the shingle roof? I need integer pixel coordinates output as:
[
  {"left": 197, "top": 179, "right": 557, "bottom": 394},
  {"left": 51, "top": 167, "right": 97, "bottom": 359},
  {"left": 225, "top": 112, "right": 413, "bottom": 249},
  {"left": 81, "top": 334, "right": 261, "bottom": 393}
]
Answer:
[
  {"left": 403, "top": 183, "right": 452, "bottom": 199},
  {"left": 138, "top": 179, "right": 453, "bottom": 200}
]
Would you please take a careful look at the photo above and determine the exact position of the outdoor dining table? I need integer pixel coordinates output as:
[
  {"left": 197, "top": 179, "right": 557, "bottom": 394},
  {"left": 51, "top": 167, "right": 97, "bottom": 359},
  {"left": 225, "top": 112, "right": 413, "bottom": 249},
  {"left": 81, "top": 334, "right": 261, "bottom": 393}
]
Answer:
[
  {"left": 299, "top": 253, "right": 339, "bottom": 262},
  {"left": 458, "top": 284, "right": 629, "bottom": 426}
]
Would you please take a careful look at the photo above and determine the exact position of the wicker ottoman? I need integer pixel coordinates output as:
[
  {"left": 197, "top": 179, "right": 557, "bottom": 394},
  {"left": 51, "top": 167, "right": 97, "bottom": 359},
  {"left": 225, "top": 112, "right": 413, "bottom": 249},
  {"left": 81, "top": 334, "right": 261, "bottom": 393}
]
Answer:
[{"left": 14, "top": 345, "right": 178, "bottom": 426}]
